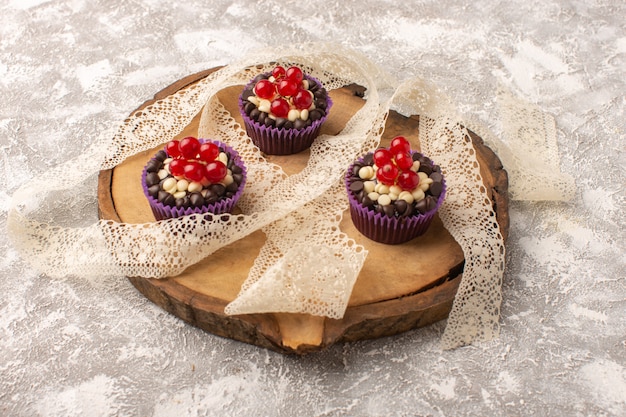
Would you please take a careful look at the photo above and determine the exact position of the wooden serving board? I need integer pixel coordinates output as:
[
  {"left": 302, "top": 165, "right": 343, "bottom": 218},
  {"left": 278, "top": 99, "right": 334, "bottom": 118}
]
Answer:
[{"left": 98, "top": 67, "right": 509, "bottom": 354}]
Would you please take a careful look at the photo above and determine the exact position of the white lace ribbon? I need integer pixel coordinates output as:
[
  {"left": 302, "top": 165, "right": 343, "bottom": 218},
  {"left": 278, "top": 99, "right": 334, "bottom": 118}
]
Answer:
[{"left": 7, "top": 43, "right": 574, "bottom": 349}]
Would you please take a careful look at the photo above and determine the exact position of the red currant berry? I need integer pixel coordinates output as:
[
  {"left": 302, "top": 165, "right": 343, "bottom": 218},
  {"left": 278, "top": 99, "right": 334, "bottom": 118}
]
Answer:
[
  {"left": 165, "top": 140, "right": 182, "bottom": 158},
  {"left": 179, "top": 136, "right": 200, "bottom": 159},
  {"left": 377, "top": 163, "right": 399, "bottom": 185},
  {"left": 169, "top": 158, "right": 185, "bottom": 177},
  {"left": 272, "top": 66, "right": 286, "bottom": 79},
  {"left": 254, "top": 79, "right": 275, "bottom": 99},
  {"left": 286, "top": 66, "right": 303, "bottom": 83},
  {"left": 397, "top": 170, "right": 420, "bottom": 191},
  {"left": 395, "top": 152, "right": 414, "bottom": 171},
  {"left": 277, "top": 79, "right": 298, "bottom": 97},
  {"left": 199, "top": 142, "right": 219, "bottom": 162},
  {"left": 389, "top": 136, "right": 411, "bottom": 155},
  {"left": 270, "top": 98, "right": 290, "bottom": 118},
  {"left": 205, "top": 161, "right": 227, "bottom": 183},
  {"left": 373, "top": 148, "right": 393, "bottom": 167},
  {"left": 293, "top": 89, "right": 313, "bottom": 109},
  {"left": 184, "top": 161, "right": 205, "bottom": 182}
]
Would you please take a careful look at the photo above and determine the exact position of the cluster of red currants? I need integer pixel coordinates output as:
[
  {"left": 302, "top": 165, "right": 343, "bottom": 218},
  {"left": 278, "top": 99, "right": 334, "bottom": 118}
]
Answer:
[
  {"left": 373, "top": 136, "right": 420, "bottom": 191},
  {"left": 164, "top": 137, "right": 227, "bottom": 183},
  {"left": 253, "top": 65, "right": 314, "bottom": 118}
]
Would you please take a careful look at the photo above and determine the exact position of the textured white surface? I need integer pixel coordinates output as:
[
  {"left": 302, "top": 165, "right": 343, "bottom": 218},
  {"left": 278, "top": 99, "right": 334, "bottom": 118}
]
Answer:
[{"left": 1, "top": 0, "right": 624, "bottom": 416}]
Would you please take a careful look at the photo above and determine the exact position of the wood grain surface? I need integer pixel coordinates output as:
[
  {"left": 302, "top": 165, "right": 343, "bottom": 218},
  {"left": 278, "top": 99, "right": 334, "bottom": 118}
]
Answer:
[{"left": 97, "top": 67, "right": 509, "bottom": 354}]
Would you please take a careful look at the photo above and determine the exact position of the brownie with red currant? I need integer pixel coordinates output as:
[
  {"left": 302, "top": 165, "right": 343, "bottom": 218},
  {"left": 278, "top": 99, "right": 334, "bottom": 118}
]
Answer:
[
  {"left": 345, "top": 136, "right": 446, "bottom": 244},
  {"left": 142, "top": 136, "right": 246, "bottom": 220},
  {"left": 238, "top": 65, "right": 332, "bottom": 155}
]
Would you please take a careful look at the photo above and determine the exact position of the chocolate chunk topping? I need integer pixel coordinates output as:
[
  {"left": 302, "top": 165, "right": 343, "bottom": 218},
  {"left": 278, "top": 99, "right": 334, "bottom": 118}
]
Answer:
[
  {"left": 155, "top": 150, "right": 167, "bottom": 161},
  {"left": 226, "top": 181, "right": 239, "bottom": 193},
  {"left": 158, "top": 190, "right": 175, "bottom": 207},
  {"left": 190, "top": 193, "right": 204, "bottom": 208},
  {"left": 394, "top": 200, "right": 408, "bottom": 215},
  {"left": 244, "top": 102, "right": 256, "bottom": 114},
  {"left": 429, "top": 172, "right": 443, "bottom": 183},
  {"left": 264, "top": 117, "right": 275, "bottom": 128},
  {"left": 415, "top": 199, "right": 428, "bottom": 214},
  {"left": 403, "top": 203, "right": 414, "bottom": 217},
  {"left": 145, "top": 172, "right": 161, "bottom": 187},
  {"left": 145, "top": 159, "right": 162, "bottom": 173},
  {"left": 425, "top": 196, "right": 437, "bottom": 211},
  {"left": 209, "top": 183, "right": 226, "bottom": 196},
  {"left": 204, "top": 190, "right": 218, "bottom": 203},
  {"left": 157, "top": 190, "right": 168, "bottom": 202},
  {"left": 429, "top": 181, "right": 443, "bottom": 197},
  {"left": 148, "top": 184, "right": 160, "bottom": 198},
  {"left": 361, "top": 195, "right": 374, "bottom": 207},
  {"left": 349, "top": 180, "right": 364, "bottom": 193},
  {"left": 420, "top": 163, "right": 433, "bottom": 176},
  {"left": 275, "top": 117, "right": 288, "bottom": 128},
  {"left": 361, "top": 153, "right": 374, "bottom": 165},
  {"left": 382, "top": 205, "right": 395, "bottom": 217},
  {"left": 308, "top": 109, "right": 324, "bottom": 121},
  {"left": 314, "top": 99, "right": 327, "bottom": 110},
  {"left": 294, "top": 119, "right": 307, "bottom": 130},
  {"left": 241, "top": 89, "right": 254, "bottom": 102},
  {"left": 253, "top": 74, "right": 268, "bottom": 83},
  {"left": 351, "top": 164, "right": 363, "bottom": 177},
  {"left": 232, "top": 173, "right": 244, "bottom": 184}
]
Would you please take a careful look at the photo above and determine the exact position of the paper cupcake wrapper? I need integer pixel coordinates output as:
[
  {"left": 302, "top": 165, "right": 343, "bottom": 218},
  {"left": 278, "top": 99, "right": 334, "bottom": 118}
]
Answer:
[
  {"left": 345, "top": 154, "right": 447, "bottom": 245},
  {"left": 142, "top": 140, "right": 247, "bottom": 221},
  {"left": 238, "top": 75, "right": 332, "bottom": 155}
]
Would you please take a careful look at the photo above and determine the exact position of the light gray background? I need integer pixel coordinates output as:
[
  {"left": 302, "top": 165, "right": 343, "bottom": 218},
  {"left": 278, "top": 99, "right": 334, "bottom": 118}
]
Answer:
[{"left": 1, "top": 1, "right": 624, "bottom": 416}]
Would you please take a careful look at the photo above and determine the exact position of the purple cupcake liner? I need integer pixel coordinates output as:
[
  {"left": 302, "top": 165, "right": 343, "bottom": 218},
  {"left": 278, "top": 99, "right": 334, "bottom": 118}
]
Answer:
[
  {"left": 142, "top": 140, "right": 247, "bottom": 221},
  {"left": 344, "top": 154, "right": 447, "bottom": 245},
  {"left": 238, "top": 75, "right": 332, "bottom": 155}
]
